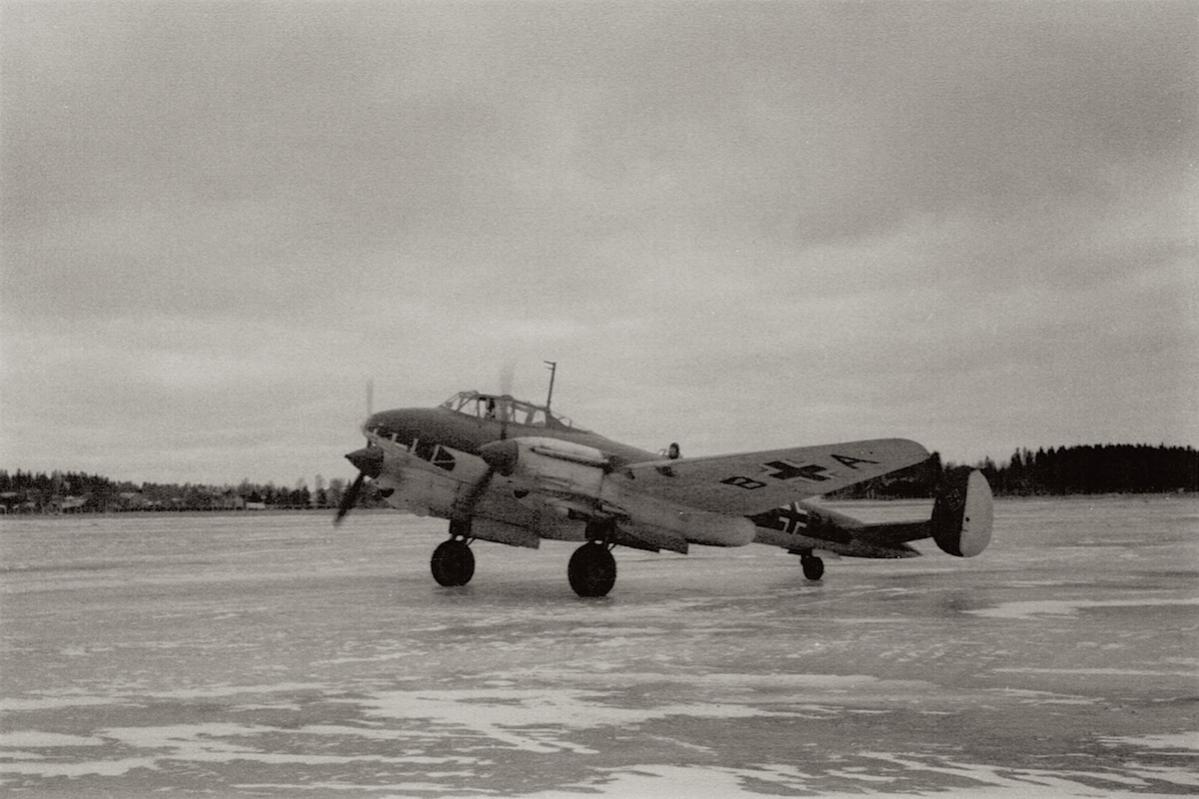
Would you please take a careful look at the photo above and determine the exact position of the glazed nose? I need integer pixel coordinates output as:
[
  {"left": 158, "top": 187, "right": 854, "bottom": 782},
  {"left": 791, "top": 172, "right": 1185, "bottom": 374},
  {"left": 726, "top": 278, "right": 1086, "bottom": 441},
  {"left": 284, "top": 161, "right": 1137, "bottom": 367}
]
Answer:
[{"left": 345, "top": 446, "right": 384, "bottom": 478}]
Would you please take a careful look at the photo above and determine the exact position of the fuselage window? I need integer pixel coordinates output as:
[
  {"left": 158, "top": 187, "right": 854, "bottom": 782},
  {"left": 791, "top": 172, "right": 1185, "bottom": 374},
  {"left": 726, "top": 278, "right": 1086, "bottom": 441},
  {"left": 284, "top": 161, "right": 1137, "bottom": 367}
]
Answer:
[{"left": 413, "top": 439, "right": 436, "bottom": 461}]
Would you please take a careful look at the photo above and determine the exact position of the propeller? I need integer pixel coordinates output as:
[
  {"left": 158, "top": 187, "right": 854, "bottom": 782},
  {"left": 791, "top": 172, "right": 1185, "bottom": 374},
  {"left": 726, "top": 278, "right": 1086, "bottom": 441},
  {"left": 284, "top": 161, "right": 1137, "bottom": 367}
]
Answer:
[
  {"left": 334, "top": 380, "right": 382, "bottom": 528},
  {"left": 497, "top": 361, "right": 515, "bottom": 441},
  {"left": 449, "top": 438, "right": 520, "bottom": 518},
  {"left": 455, "top": 466, "right": 497, "bottom": 516},
  {"left": 333, "top": 446, "right": 383, "bottom": 527},
  {"left": 499, "top": 361, "right": 515, "bottom": 397},
  {"left": 334, "top": 472, "right": 366, "bottom": 526}
]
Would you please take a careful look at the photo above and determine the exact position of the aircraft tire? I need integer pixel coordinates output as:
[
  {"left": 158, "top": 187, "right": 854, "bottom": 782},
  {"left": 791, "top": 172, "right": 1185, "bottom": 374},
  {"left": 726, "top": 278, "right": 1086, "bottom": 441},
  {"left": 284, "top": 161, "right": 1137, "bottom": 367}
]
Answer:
[
  {"left": 431, "top": 539, "right": 475, "bottom": 587},
  {"left": 801, "top": 555, "right": 824, "bottom": 581},
  {"left": 568, "top": 542, "right": 616, "bottom": 598}
]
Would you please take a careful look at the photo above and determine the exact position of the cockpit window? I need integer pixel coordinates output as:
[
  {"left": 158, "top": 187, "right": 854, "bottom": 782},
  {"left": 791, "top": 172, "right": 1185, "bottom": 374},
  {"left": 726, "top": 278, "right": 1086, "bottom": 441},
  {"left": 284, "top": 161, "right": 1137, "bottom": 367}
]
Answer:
[
  {"left": 438, "top": 390, "right": 583, "bottom": 431},
  {"left": 479, "top": 395, "right": 511, "bottom": 422},
  {"left": 438, "top": 394, "right": 471, "bottom": 413}
]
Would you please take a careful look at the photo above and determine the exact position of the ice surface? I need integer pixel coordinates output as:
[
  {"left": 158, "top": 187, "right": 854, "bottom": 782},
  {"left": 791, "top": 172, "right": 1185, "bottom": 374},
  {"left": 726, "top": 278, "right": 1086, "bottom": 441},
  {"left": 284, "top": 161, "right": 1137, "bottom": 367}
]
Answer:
[
  {"left": 966, "top": 597, "right": 1199, "bottom": 620},
  {"left": 1, "top": 497, "right": 1196, "bottom": 796}
]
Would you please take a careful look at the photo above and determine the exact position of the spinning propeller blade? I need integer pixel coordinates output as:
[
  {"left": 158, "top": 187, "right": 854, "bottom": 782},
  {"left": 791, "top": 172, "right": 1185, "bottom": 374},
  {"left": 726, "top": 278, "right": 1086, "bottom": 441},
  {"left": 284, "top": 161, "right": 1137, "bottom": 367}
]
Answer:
[
  {"left": 333, "top": 446, "right": 383, "bottom": 527},
  {"left": 456, "top": 467, "right": 496, "bottom": 514},
  {"left": 334, "top": 472, "right": 365, "bottom": 526},
  {"left": 498, "top": 362, "right": 515, "bottom": 441}
]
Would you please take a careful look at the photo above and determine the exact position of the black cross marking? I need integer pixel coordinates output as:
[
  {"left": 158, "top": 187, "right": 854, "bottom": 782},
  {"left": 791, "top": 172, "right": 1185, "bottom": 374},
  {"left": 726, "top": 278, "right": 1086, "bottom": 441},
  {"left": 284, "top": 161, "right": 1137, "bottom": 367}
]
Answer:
[
  {"left": 776, "top": 503, "right": 808, "bottom": 534},
  {"left": 764, "top": 460, "right": 831, "bottom": 482},
  {"left": 747, "top": 503, "right": 809, "bottom": 534}
]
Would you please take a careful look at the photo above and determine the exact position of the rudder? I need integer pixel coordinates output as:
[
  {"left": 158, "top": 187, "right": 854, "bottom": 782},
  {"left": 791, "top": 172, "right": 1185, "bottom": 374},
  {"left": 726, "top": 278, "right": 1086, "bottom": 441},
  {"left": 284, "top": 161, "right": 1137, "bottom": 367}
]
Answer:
[{"left": 931, "top": 467, "right": 993, "bottom": 557}]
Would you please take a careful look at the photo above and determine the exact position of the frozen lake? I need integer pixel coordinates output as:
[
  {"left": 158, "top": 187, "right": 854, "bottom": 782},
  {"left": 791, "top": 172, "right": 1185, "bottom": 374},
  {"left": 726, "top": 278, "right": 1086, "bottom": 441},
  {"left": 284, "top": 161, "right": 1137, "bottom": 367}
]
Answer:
[{"left": 2, "top": 497, "right": 1197, "bottom": 796}]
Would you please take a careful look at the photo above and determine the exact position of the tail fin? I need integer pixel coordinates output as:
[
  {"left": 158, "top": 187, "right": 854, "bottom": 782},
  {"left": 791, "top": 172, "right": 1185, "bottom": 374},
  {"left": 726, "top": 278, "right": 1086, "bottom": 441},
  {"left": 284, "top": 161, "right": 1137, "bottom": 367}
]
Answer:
[{"left": 931, "top": 467, "right": 993, "bottom": 557}]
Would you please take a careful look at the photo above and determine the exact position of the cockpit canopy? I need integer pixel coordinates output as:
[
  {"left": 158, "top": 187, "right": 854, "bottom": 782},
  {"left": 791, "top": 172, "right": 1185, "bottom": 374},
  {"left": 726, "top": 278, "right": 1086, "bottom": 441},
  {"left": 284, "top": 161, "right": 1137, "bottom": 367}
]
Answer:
[{"left": 439, "top": 390, "right": 581, "bottom": 431}]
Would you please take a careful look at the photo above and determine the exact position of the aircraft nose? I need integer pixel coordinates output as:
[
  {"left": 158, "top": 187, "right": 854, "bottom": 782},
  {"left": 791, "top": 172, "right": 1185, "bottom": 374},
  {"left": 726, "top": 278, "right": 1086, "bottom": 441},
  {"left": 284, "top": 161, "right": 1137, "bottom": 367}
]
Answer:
[
  {"left": 345, "top": 446, "right": 384, "bottom": 478},
  {"left": 479, "top": 439, "right": 519, "bottom": 476}
]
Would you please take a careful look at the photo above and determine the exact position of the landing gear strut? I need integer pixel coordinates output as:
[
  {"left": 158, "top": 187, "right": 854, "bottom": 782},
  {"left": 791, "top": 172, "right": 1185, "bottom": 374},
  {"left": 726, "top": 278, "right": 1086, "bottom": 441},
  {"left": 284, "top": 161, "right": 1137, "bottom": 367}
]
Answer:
[
  {"left": 800, "top": 553, "right": 824, "bottom": 581},
  {"left": 568, "top": 541, "right": 617, "bottom": 598},
  {"left": 431, "top": 525, "right": 475, "bottom": 587}
]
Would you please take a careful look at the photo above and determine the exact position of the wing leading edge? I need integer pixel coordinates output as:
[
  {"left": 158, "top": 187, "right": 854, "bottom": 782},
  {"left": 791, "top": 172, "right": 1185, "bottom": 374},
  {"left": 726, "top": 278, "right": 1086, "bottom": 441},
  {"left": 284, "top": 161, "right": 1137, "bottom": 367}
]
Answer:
[{"left": 622, "top": 438, "right": 930, "bottom": 515}]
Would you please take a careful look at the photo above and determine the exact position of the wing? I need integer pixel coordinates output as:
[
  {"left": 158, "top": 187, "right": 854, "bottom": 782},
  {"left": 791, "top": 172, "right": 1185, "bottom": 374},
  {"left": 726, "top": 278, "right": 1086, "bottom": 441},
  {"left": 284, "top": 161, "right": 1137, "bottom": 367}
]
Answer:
[{"left": 622, "top": 438, "right": 930, "bottom": 515}]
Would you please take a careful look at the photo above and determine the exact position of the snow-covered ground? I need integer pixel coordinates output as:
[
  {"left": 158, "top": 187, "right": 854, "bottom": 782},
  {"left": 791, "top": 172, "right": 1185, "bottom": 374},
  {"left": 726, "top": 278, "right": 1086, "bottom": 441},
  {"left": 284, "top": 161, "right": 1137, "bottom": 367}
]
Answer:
[{"left": 2, "top": 497, "right": 1196, "bottom": 796}]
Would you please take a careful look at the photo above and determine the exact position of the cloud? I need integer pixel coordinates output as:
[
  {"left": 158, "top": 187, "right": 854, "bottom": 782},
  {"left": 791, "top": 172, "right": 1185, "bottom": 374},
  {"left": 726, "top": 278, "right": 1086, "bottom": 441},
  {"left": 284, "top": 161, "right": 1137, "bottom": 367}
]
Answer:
[{"left": 2, "top": 2, "right": 1196, "bottom": 482}]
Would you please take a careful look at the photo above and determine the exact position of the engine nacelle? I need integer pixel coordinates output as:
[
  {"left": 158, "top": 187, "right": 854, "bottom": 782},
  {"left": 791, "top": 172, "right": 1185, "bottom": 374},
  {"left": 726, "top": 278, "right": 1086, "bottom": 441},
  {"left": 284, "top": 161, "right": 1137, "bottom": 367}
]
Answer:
[
  {"left": 479, "top": 437, "right": 609, "bottom": 498},
  {"left": 932, "top": 467, "right": 993, "bottom": 557}
]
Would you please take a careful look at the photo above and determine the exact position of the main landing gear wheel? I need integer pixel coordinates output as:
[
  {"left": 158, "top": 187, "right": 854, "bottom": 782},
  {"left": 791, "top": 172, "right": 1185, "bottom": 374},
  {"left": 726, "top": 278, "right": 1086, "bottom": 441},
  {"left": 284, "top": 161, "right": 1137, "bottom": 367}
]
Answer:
[
  {"left": 431, "top": 539, "right": 475, "bottom": 587},
  {"left": 568, "top": 541, "right": 617, "bottom": 598},
  {"left": 801, "top": 554, "right": 825, "bottom": 581}
]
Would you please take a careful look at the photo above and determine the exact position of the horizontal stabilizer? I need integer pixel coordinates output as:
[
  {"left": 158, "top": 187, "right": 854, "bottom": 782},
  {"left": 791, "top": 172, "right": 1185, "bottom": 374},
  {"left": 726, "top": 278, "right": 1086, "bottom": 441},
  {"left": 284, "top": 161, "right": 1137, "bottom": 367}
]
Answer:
[
  {"left": 752, "top": 467, "right": 994, "bottom": 560},
  {"left": 854, "top": 467, "right": 993, "bottom": 556}
]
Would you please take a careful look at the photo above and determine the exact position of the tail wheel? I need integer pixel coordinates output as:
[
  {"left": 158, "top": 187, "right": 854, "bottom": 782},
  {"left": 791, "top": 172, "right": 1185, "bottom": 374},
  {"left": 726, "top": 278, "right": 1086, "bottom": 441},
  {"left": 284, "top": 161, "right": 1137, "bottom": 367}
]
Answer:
[
  {"left": 568, "top": 541, "right": 617, "bottom": 598},
  {"left": 431, "top": 539, "right": 475, "bottom": 587},
  {"left": 801, "top": 554, "right": 824, "bottom": 581}
]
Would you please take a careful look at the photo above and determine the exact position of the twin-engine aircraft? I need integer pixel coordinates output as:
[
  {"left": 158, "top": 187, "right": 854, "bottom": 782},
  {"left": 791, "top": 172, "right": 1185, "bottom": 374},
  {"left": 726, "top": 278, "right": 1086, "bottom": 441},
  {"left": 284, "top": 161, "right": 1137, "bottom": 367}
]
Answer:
[{"left": 335, "top": 383, "right": 993, "bottom": 597}]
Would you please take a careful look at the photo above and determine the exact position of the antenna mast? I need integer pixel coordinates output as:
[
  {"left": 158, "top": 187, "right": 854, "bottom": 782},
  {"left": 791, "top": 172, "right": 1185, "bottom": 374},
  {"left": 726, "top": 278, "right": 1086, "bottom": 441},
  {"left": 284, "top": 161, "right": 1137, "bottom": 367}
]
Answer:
[{"left": 543, "top": 360, "right": 557, "bottom": 411}]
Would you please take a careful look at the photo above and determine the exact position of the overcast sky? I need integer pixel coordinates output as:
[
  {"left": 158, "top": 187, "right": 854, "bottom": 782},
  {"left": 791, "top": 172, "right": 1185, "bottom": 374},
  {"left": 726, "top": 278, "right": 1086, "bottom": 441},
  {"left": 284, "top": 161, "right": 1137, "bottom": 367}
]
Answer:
[{"left": 2, "top": 1, "right": 1196, "bottom": 487}]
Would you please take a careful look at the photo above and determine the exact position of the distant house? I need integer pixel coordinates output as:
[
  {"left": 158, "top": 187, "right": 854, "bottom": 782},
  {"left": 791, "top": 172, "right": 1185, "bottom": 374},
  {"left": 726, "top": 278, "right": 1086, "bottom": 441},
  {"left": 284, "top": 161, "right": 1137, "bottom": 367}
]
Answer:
[
  {"left": 54, "top": 495, "right": 88, "bottom": 513},
  {"left": 216, "top": 491, "right": 245, "bottom": 511},
  {"left": 118, "top": 491, "right": 150, "bottom": 511},
  {"left": 244, "top": 501, "right": 267, "bottom": 511}
]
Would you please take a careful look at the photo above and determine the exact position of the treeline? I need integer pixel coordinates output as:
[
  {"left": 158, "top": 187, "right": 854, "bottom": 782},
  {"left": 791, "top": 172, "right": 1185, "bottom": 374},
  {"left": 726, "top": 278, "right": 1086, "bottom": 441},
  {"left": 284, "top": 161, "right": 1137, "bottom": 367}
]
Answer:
[
  {"left": 0, "top": 470, "right": 386, "bottom": 514},
  {"left": 978, "top": 444, "right": 1198, "bottom": 496},
  {"left": 830, "top": 444, "right": 1199, "bottom": 499}
]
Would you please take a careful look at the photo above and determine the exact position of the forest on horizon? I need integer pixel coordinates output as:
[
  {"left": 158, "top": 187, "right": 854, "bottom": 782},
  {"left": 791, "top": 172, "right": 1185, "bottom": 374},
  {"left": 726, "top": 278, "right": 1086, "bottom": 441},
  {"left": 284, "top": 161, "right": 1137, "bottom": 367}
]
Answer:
[{"left": 1, "top": 443, "right": 1196, "bottom": 514}]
